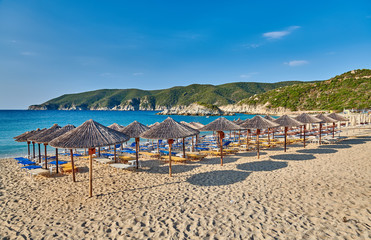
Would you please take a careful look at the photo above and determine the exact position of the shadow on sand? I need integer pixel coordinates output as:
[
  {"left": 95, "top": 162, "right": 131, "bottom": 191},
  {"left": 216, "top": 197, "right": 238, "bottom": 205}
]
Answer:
[
  {"left": 319, "top": 144, "right": 351, "bottom": 149},
  {"left": 270, "top": 154, "right": 315, "bottom": 161},
  {"left": 338, "top": 139, "right": 368, "bottom": 145},
  {"left": 187, "top": 170, "right": 251, "bottom": 186},
  {"left": 237, "top": 160, "right": 288, "bottom": 172},
  {"left": 296, "top": 148, "right": 338, "bottom": 154},
  {"left": 236, "top": 152, "right": 267, "bottom": 157},
  {"left": 197, "top": 156, "right": 238, "bottom": 165},
  {"left": 145, "top": 164, "right": 200, "bottom": 175}
]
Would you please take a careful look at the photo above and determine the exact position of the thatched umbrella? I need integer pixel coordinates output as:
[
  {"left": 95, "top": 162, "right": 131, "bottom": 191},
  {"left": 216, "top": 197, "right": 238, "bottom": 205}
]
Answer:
[
  {"left": 188, "top": 122, "right": 204, "bottom": 148},
  {"left": 37, "top": 124, "right": 75, "bottom": 174},
  {"left": 180, "top": 122, "right": 200, "bottom": 156},
  {"left": 108, "top": 123, "right": 124, "bottom": 131},
  {"left": 273, "top": 115, "right": 303, "bottom": 152},
  {"left": 14, "top": 128, "right": 45, "bottom": 159},
  {"left": 121, "top": 121, "right": 150, "bottom": 168},
  {"left": 295, "top": 113, "right": 322, "bottom": 148},
  {"left": 140, "top": 117, "right": 197, "bottom": 176},
  {"left": 200, "top": 117, "right": 243, "bottom": 165},
  {"left": 232, "top": 118, "right": 244, "bottom": 144},
  {"left": 29, "top": 124, "right": 61, "bottom": 169},
  {"left": 315, "top": 114, "right": 337, "bottom": 145},
  {"left": 149, "top": 122, "right": 160, "bottom": 128},
  {"left": 241, "top": 116, "right": 279, "bottom": 158},
  {"left": 180, "top": 122, "right": 202, "bottom": 152},
  {"left": 27, "top": 128, "right": 49, "bottom": 160},
  {"left": 14, "top": 130, "right": 32, "bottom": 159},
  {"left": 50, "top": 119, "right": 130, "bottom": 197},
  {"left": 264, "top": 115, "right": 276, "bottom": 143},
  {"left": 327, "top": 113, "right": 348, "bottom": 138}
]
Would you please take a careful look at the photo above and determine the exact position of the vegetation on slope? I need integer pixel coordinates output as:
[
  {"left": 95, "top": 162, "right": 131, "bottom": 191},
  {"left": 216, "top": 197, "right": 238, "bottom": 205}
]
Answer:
[
  {"left": 29, "top": 81, "right": 304, "bottom": 110},
  {"left": 240, "top": 69, "right": 371, "bottom": 111}
]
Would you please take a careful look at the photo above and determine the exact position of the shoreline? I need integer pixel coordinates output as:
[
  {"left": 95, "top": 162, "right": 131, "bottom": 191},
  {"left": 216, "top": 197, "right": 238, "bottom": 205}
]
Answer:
[{"left": 1, "top": 127, "right": 370, "bottom": 238}]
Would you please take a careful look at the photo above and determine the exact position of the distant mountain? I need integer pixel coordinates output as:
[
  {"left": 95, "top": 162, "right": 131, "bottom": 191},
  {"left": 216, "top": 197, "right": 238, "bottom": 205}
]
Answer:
[
  {"left": 28, "top": 81, "right": 307, "bottom": 110},
  {"left": 239, "top": 69, "right": 371, "bottom": 111}
]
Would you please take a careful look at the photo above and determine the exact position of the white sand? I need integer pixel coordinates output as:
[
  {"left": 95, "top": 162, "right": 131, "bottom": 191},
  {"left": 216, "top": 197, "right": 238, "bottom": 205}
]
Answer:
[{"left": 0, "top": 128, "right": 370, "bottom": 239}]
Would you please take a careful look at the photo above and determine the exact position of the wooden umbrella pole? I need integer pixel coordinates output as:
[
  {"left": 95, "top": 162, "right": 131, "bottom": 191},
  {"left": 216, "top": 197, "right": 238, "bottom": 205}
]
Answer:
[
  {"left": 157, "top": 140, "right": 160, "bottom": 154},
  {"left": 238, "top": 130, "right": 241, "bottom": 145},
  {"left": 98, "top": 147, "right": 101, "bottom": 157},
  {"left": 319, "top": 123, "right": 322, "bottom": 145},
  {"left": 56, "top": 148, "right": 59, "bottom": 174},
  {"left": 114, "top": 145, "right": 117, "bottom": 163},
  {"left": 70, "top": 149, "right": 76, "bottom": 182},
  {"left": 192, "top": 136, "right": 194, "bottom": 152},
  {"left": 332, "top": 122, "right": 335, "bottom": 138},
  {"left": 135, "top": 138, "right": 139, "bottom": 169},
  {"left": 168, "top": 139, "right": 173, "bottom": 177},
  {"left": 268, "top": 128, "right": 270, "bottom": 145},
  {"left": 219, "top": 131, "right": 224, "bottom": 166},
  {"left": 284, "top": 127, "right": 288, "bottom": 152},
  {"left": 182, "top": 138, "right": 185, "bottom": 158},
  {"left": 27, "top": 141, "right": 30, "bottom": 159},
  {"left": 33, "top": 142, "right": 35, "bottom": 159},
  {"left": 246, "top": 129, "right": 249, "bottom": 151},
  {"left": 38, "top": 144, "right": 41, "bottom": 163},
  {"left": 44, "top": 143, "right": 48, "bottom": 169},
  {"left": 303, "top": 125, "right": 306, "bottom": 148},
  {"left": 257, "top": 129, "right": 260, "bottom": 159},
  {"left": 89, "top": 151, "right": 93, "bottom": 197}
]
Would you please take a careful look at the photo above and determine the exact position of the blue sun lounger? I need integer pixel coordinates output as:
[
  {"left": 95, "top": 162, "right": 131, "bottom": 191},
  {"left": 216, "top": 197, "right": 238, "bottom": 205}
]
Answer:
[
  {"left": 18, "top": 160, "right": 37, "bottom": 166},
  {"left": 21, "top": 165, "right": 42, "bottom": 170},
  {"left": 49, "top": 160, "right": 68, "bottom": 165}
]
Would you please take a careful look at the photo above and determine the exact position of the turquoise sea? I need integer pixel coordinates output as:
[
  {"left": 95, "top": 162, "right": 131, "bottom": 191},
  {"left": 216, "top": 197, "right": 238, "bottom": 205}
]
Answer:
[{"left": 0, "top": 110, "right": 255, "bottom": 158}]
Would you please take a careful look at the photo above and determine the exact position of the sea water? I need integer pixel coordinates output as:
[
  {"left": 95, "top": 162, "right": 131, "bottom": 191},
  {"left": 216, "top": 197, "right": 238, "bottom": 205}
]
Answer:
[{"left": 0, "top": 110, "right": 255, "bottom": 158}]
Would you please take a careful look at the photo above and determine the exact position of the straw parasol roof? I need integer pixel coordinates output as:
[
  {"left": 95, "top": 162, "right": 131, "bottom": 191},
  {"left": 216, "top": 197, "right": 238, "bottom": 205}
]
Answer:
[
  {"left": 140, "top": 117, "right": 197, "bottom": 139},
  {"left": 295, "top": 113, "right": 322, "bottom": 123},
  {"left": 180, "top": 121, "right": 195, "bottom": 129},
  {"left": 14, "top": 131, "right": 31, "bottom": 140},
  {"left": 49, "top": 119, "right": 130, "bottom": 149},
  {"left": 264, "top": 115, "right": 276, "bottom": 122},
  {"left": 149, "top": 122, "right": 160, "bottom": 128},
  {"left": 190, "top": 122, "right": 205, "bottom": 129},
  {"left": 316, "top": 113, "right": 337, "bottom": 123},
  {"left": 180, "top": 121, "right": 202, "bottom": 133},
  {"left": 37, "top": 125, "right": 76, "bottom": 144},
  {"left": 235, "top": 119, "right": 245, "bottom": 126},
  {"left": 121, "top": 120, "right": 150, "bottom": 138},
  {"left": 30, "top": 124, "right": 62, "bottom": 143},
  {"left": 15, "top": 128, "right": 46, "bottom": 142},
  {"left": 200, "top": 117, "right": 243, "bottom": 131},
  {"left": 328, "top": 113, "right": 348, "bottom": 121},
  {"left": 274, "top": 115, "right": 303, "bottom": 127},
  {"left": 108, "top": 123, "right": 124, "bottom": 131},
  {"left": 240, "top": 115, "right": 279, "bottom": 129}
]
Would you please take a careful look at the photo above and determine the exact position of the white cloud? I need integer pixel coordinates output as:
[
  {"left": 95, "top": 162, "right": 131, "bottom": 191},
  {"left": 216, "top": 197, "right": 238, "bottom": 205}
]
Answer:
[
  {"left": 132, "top": 72, "right": 144, "bottom": 76},
  {"left": 284, "top": 60, "right": 309, "bottom": 66},
  {"left": 263, "top": 26, "right": 300, "bottom": 39}
]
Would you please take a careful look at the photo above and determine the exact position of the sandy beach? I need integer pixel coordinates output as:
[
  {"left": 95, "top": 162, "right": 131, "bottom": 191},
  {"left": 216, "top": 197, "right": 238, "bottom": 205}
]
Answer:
[{"left": 1, "top": 127, "right": 370, "bottom": 239}]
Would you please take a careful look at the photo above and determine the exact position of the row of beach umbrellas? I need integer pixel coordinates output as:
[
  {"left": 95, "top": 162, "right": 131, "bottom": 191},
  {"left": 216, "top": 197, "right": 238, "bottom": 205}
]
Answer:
[{"left": 14, "top": 113, "right": 347, "bottom": 197}]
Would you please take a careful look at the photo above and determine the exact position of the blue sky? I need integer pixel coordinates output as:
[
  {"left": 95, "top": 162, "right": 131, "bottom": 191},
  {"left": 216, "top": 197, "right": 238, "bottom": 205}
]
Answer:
[{"left": 0, "top": 0, "right": 370, "bottom": 109}]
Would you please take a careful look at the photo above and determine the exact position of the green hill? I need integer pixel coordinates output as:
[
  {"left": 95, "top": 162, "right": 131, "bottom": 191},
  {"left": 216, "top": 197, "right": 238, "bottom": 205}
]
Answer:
[
  {"left": 29, "top": 81, "right": 305, "bottom": 110},
  {"left": 240, "top": 69, "right": 371, "bottom": 111}
]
